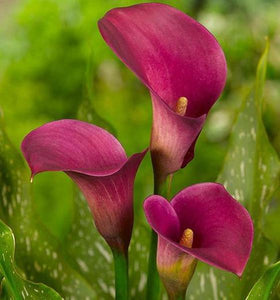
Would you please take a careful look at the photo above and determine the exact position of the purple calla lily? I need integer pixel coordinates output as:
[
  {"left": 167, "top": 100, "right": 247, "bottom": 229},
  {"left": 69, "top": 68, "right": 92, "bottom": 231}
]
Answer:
[
  {"left": 98, "top": 3, "right": 227, "bottom": 183},
  {"left": 21, "top": 119, "right": 147, "bottom": 254},
  {"left": 144, "top": 183, "right": 253, "bottom": 297}
]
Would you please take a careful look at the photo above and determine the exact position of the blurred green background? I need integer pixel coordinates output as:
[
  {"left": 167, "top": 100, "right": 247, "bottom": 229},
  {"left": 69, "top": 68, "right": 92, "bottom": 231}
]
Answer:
[{"left": 0, "top": 0, "right": 280, "bottom": 281}]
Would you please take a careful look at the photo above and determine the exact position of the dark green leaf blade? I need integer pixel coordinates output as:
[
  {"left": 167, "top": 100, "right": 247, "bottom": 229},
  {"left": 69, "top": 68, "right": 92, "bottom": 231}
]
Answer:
[
  {"left": 0, "top": 219, "right": 62, "bottom": 299},
  {"left": 218, "top": 40, "right": 280, "bottom": 224},
  {"left": 216, "top": 39, "right": 280, "bottom": 294},
  {"left": 246, "top": 261, "right": 280, "bottom": 300}
]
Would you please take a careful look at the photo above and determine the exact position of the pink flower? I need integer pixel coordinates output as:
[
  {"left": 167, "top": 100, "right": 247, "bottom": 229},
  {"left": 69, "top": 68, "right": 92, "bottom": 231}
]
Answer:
[
  {"left": 98, "top": 3, "right": 227, "bottom": 183},
  {"left": 144, "top": 183, "right": 253, "bottom": 297},
  {"left": 22, "top": 119, "right": 147, "bottom": 254}
]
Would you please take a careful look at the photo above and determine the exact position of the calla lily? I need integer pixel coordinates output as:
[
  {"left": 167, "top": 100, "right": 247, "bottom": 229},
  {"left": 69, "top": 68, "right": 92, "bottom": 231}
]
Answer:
[
  {"left": 144, "top": 183, "right": 253, "bottom": 298},
  {"left": 21, "top": 119, "right": 147, "bottom": 254},
  {"left": 98, "top": 3, "right": 227, "bottom": 183}
]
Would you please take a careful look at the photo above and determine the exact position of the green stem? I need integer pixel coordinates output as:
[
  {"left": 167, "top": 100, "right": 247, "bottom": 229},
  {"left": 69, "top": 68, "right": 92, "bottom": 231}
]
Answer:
[
  {"left": 146, "top": 175, "right": 170, "bottom": 300},
  {"left": 174, "top": 294, "right": 185, "bottom": 300},
  {"left": 146, "top": 230, "right": 160, "bottom": 300},
  {"left": 112, "top": 250, "right": 129, "bottom": 300},
  {"left": 167, "top": 174, "right": 174, "bottom": 199},
  {"left": 167, "top": 289, "right": 186, "bottom": 300}
]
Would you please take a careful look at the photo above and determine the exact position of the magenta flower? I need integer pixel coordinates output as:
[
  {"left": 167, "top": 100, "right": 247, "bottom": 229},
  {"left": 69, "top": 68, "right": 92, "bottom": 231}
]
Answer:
[
  {"left": 21, "top": 119, "right": 147, "bottom": 254},
  {"left": 98, "top": 3, "right": 227, "bottom": 183},
  {"left": 144, "top": 183, "right": 253, "bottom": 297}
]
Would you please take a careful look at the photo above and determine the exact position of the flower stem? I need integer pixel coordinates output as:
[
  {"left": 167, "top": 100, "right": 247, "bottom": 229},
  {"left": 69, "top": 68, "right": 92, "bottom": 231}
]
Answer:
[
  {"left": 167, "top": 173, "right": 174, "bottom": 199},
  {"left": 173, "top": 294, "right": 186, "bottom": 300},
  {"left": 146, "top": 229, "right": 160, "bottom": 300},
  {"left": 146, "top": 175, "right": 169, "bottom": 300},
  {"left": 166, "top": 289, "right": 186, "bottom": 300},
  {"left": 112, "top": 249, "right": 129, "bottom": 300}
]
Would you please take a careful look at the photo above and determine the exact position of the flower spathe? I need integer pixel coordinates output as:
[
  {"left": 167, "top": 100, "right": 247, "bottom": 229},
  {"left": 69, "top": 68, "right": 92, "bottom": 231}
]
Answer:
[
  {"left": 144, "top": 183, "right": 253, "bottom": 297},
  {"left": 21, "top": 119, "right": 147, "bottom": 254},
  {"left": 98, "top": 3, "right": 227, "bottom": 182}
]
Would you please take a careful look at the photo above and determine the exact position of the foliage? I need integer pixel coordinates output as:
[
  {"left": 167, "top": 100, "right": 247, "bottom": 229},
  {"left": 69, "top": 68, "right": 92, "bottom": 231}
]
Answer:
[
  {"left": 246, "top": 261, "right": 280, "bottom": 300},
  {"left": 0, "top": 220, "right": 62, "bottom": 299},
  {"left": 0, "top": 0, "right": 280, "bottom": 299}
]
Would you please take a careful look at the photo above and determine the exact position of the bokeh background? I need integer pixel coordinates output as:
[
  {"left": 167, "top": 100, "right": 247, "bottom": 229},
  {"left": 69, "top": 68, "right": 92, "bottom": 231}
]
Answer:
[{"left": 0, "top": 0, "right": 280, "bottom": 298}]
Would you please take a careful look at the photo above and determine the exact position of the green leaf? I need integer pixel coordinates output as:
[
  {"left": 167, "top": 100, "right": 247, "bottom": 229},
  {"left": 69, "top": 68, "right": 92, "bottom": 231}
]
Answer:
[
  {"left": 218, "top": 40, "right": 280, "bottom": 224},
  {"left": 0, "top": 219, "right": 62, "bottom": 299},
  {"left": 217, "top": 39, "right": 280, "bottom": 293},
  {"left": 186, "top": 41, "right": 280, "bottom": 299},
  {"left": 263, "top": 202, "right": 280, "bottom": 249},
  {"left": 246, "top": 261, "right": 280, "bottom": 300}
]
